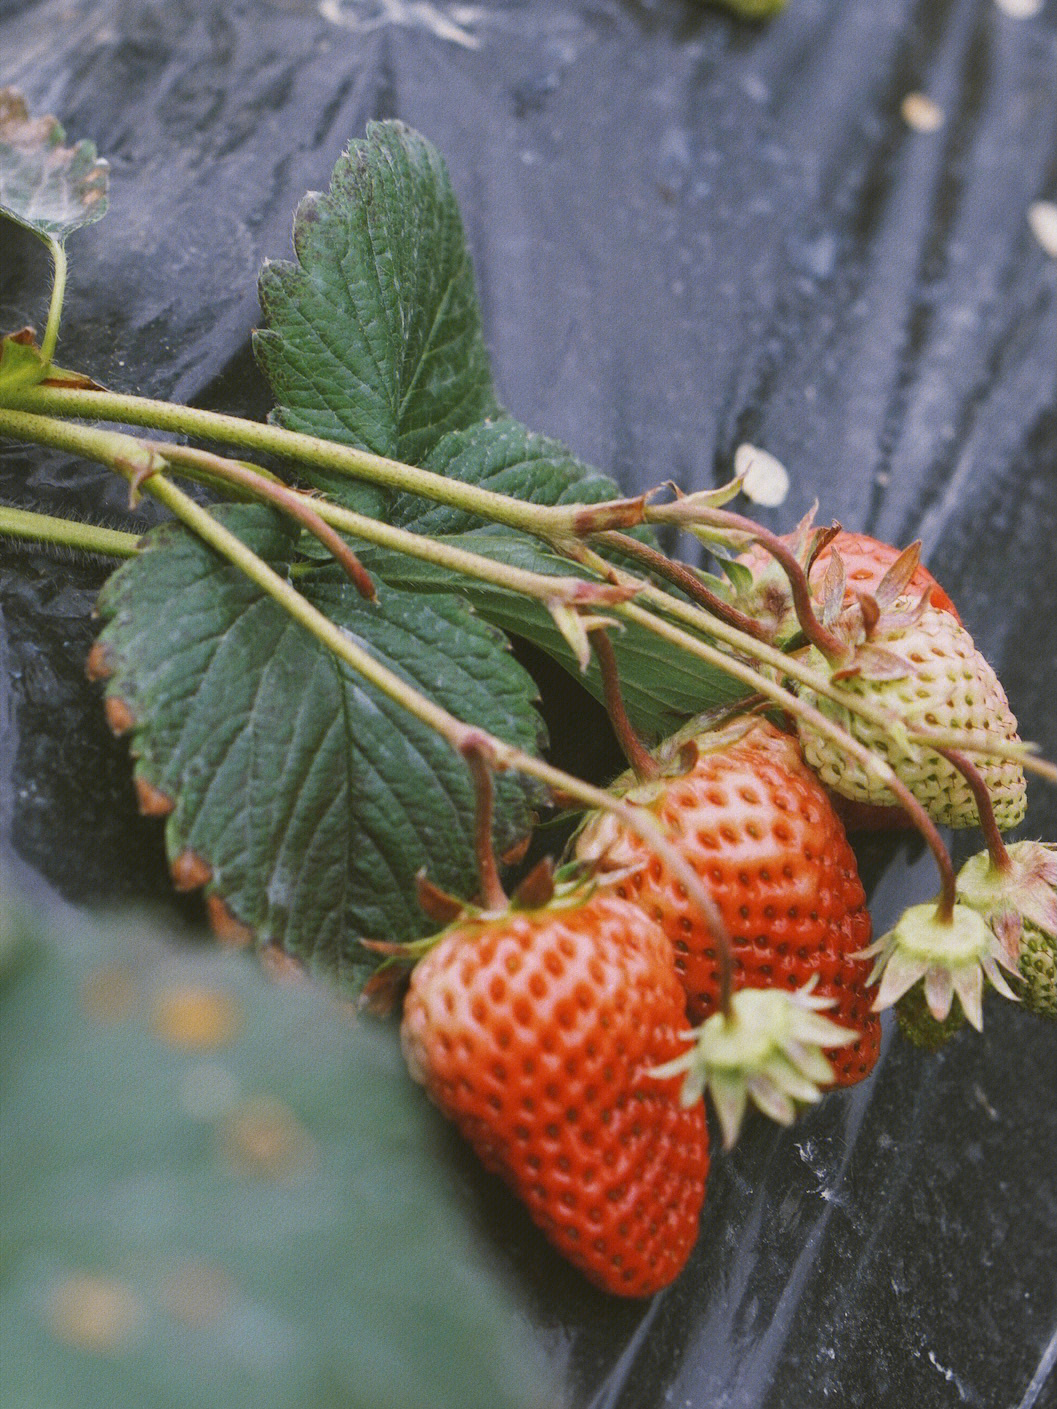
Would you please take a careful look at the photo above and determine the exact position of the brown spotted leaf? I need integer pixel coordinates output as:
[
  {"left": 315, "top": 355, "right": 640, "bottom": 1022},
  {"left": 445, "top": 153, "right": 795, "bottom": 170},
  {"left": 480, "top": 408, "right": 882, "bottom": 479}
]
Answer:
[
  {"left": 93, "top": 504, "right": 546, "bottom": 991},
  {"left": 0, "top": 899, "right": 545, "bottom": 1408}
]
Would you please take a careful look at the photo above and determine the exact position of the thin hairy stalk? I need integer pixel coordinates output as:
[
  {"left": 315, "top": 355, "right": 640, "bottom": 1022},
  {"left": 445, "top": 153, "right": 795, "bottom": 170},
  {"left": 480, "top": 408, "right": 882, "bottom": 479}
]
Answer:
[
  {"left": 40, "top": 238, "right": 68, "bottom": 367},
  {"left": 462, "top": 740, "right": 507, "bottom": 910},
  {"left": 937, "top": 748, "right": 1012, "bottom": 876},
  {"left": 589, "top": 628, "right": 659, "bottom": 782},
  {"left": 132, "top": 442, "right": 375, "bottom": 597},
  {"left": 595, "top": 529, "right": 773, "bottom": 642},
  {"left": 157, "top": 441, "right": 633, "bottom": 612},
  {"left": 1, "top": 405, "right": 1050, "bottom": 791},
  {"left": 646, "top": 500, "right": 846, "bottom": 659},
  {"left": 2, "top": 385, "right": 617, "bottom": 542},
  {"left": 0, "top": 504, "right": 138, "bottom": 558}
]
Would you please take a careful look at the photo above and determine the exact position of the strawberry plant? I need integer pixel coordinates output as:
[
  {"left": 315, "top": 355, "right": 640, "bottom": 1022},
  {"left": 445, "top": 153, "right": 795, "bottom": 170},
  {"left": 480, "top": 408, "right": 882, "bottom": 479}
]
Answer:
[{"left": 1, "top": 87, "right": 1055, "bottom": 1337}]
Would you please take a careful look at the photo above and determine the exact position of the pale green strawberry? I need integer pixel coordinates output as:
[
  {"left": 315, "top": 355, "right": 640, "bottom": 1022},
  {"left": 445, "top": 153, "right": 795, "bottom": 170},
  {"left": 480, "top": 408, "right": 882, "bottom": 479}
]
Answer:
[
  {"left": 956, "top": 842, "right": 1057, "bottom": 1021},
  {"left": 895, "top": 981, "right": 967, "bottom": 1051},
  {"left": 797, "top": 601, "right": 1026, "bottom": 830},
  {"left": 1020, "top": 928, "right": 1057, "bottom": 1019}
]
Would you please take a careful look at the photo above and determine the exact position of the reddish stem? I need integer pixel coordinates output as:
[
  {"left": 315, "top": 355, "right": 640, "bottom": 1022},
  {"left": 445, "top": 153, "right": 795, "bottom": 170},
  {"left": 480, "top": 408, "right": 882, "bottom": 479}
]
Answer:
[
  {"left": 595, "top": 530, "right": 774, "bottom": 643},
  {"left": 653, "top": 503, "right": 847, "bottom": 660},
  {"left": 149, "top": 442, "right": 376, "bottom": 599},
  {"left": 460, "top": 734, "right": 508, "bottom": 910},
  {"left": 937, "top": 747, "right": 1012, "bottom": 875},
  {"left": 588, "top": 627, "right": 659, "bottom": 782}
]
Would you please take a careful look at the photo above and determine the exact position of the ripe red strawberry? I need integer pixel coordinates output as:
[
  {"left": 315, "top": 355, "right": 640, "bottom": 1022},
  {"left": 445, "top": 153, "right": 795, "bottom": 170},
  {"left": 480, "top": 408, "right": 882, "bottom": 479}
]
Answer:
[
  {"left": 736, "top": 526, "right": 961, "bottom": 635},
  {"left": 574, "top": 718, "right": 880, "bottom": 1087},
  {"left": 400, "top": 883, "right": 709, "bottom": 1297}
]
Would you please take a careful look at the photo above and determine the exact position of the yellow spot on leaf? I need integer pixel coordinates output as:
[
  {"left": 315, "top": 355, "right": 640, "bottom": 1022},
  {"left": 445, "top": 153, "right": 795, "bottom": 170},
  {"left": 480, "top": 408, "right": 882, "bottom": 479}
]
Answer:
[
  {"left": 47, "top": 1274, "right": 143, "bottom": 1353},
  {"left": 152, "top": 986, "right": 242, "bottom": 1050},
  {"left": 219, "top": 1096, "right": 317, "bottom": 1183}
]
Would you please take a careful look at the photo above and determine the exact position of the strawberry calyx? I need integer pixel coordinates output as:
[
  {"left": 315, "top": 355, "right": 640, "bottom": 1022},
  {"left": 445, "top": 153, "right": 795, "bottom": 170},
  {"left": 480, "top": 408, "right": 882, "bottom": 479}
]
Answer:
[
  {"left": 652, "top": 980, "right": 857, "bottom": 1149},
  {"left": 955, "top": 842, "right": 1057, "bottom": 945},
  {"left": 859, "top": 901, "right": 1020, "bottom": 1031},
  {"left": 363, "top": 858, "right": 609, "bottom": 970},
  {"left": 585, "top": 713, "right": 762, "bottom": 813},
  {"left": 722, "top": 507, "right": 841, "bottom": 644}
]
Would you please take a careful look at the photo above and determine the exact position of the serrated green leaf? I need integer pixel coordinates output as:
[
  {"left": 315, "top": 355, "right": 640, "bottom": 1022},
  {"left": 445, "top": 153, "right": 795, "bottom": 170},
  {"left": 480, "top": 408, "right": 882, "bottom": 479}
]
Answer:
[
  {"left": 0, "top": 903, "right": 545, "bottom": 1409},
  {"left": 350, "top": 529, "right": 751, "bottom": 740},
  {"left": 0, "top": 89, "right": 109, "bottom": 243},
  {"left": 254, "top": 122, "right": 626, "bottom": 533},
  {"left": 94, "top": 505, "right": 545, "bottom": 987},
  {"left": 254, "top": 121, "right": 498, "bottom": 515},
  {"left": 253, "top": 121, "right": 741, "bottom": 728}
]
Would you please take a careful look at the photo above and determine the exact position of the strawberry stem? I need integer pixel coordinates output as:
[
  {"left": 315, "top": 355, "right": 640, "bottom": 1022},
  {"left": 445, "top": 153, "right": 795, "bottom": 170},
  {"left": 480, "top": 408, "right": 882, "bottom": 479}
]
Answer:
[
  {"left": 460, "top": 735, "right": 508, "bottom": 910},
  {"left": 5, "top": 397, "right": 1053, "bottom": 787},
  {"left": 647, "top": 503, "right": 847, "bottom": 661},
  {"left": 0, "top": 504, "right": 138, "bottom": 558},
  {"left": 936, "top": 747, "right": 1012, "bottom": 875},
  {"left": 141, "top": 441, "right": 376, "bottom": 598},
  {"left": 594, "top": 530, "right": 774, "bottom": 642},
  {"left": 589, "top": 627, "right": 659, "bottom": 782},
  {"left": 39, "top": 237, "right": 68, "bottom": 369}
]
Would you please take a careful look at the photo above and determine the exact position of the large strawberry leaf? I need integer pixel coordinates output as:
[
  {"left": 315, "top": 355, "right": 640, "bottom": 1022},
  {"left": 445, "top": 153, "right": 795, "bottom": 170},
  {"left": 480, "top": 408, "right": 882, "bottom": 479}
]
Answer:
[
  {"left": 254, "top": 123, "right": 621, "bottom": 523},
  {"left": 254, "top": 121, "right": 499, "bottom": 515},
  {"left": 94, "top": 505, "right": 545, "bottom": 986},
  {"left": 0, "top": 88, "right": 109, "bottom": 243},
  {"left": 254, "top": 121, "right": 750, "bottom": 724},
  {"left": 0, "top": 900, "right": 545, "bottom": 1409}
]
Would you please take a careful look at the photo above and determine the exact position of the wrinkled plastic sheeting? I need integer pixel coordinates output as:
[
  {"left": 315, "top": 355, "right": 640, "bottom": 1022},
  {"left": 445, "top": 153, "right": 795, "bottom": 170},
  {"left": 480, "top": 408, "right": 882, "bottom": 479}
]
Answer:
[{"left": 1, "top": 0, "right": 1055, "bottom": 1405}]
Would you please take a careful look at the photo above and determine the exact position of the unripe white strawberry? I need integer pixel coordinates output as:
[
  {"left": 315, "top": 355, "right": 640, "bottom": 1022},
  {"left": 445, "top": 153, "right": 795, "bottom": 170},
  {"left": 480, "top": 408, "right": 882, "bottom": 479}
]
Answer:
[{"left": 797, "top": 602, "right": 1026, "bottom": 830}]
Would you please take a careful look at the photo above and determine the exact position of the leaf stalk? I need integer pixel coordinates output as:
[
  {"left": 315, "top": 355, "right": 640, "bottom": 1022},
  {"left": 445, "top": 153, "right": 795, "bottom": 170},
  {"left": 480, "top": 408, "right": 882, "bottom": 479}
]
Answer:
[
  {"left": 39, "top": 237, "right": 68, "bottom": 368},
  {"left": 0, "top": 503, "right": 138, "bottom": 558}
]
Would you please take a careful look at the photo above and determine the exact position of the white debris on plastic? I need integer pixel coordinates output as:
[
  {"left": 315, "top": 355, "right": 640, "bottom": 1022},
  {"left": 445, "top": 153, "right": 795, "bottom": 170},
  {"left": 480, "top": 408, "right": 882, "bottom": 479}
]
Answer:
[
  {"left": 735, "top": 444, "right": 790, "bottom": 508},
  {"left": 994, "top": 0, "right": 1043, "bottom": 18},
  {"left": 1027, "top": 201, "right": 1057, "bottom": 260},
  {"left": 901, "top": 93, "right": 945, "bottom": 133}
]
